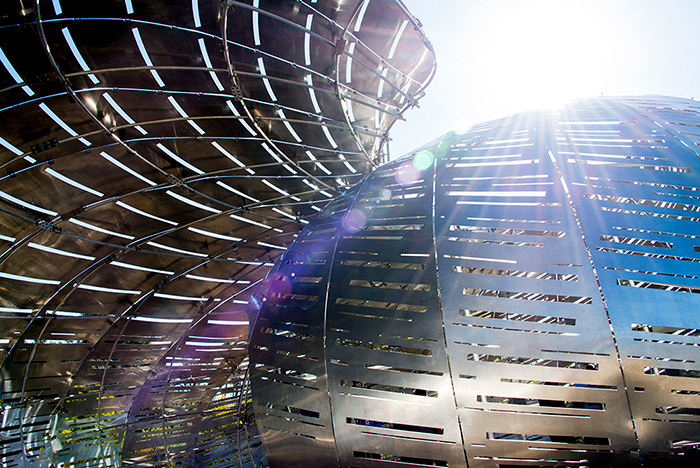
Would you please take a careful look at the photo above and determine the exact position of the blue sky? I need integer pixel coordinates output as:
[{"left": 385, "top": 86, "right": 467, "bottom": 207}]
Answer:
[{"left": 390, "top": 0, "right": 700, "bottom": 158}]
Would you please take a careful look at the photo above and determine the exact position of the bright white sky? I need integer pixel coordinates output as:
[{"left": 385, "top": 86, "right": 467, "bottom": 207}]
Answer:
[{"left": 390, "top": 0, "right": 700, "bottom": 158}]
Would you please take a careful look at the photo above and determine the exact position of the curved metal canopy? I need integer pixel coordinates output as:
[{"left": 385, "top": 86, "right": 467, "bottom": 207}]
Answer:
[{"left": 0, "top": 1, "right": 436, "bottom": 466}]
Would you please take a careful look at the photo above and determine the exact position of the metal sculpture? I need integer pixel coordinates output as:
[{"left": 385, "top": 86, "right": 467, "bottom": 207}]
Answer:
[
  {"left": 249, "top": 96, "right": 700, "bottom": 467},
  {"left": 0, "top": 1, "right": 434, "bottom": 466}
]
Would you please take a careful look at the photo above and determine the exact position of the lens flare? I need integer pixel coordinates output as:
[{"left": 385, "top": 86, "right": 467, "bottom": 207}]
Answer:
[
  {"left": 343, "top": 209, "right": 366, "bottom": 232},
  {"left": 395, "top": 161, "right": 420, "bottom": 185},
  {"left": 412, "top": 150, "right": 434, "bottom": 171}
]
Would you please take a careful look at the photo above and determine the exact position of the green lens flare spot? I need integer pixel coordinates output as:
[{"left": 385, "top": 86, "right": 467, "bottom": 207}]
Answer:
[{"left": 412, "top": 150, "right": 434, "bottom": 171}]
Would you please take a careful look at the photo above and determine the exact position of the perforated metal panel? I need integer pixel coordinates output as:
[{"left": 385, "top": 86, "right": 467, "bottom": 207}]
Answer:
[{"left": 249, "top": 96, "right": 700, "bottom": 467}]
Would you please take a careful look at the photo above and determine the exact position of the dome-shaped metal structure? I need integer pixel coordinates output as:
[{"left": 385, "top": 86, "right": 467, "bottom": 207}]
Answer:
[{"left": 249, "top": 95, "right": 700, "bottom": 467}]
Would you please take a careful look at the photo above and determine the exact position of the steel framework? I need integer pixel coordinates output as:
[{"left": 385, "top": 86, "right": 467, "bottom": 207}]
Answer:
[{"left": 0, "top": 1, "right": 435, "bottom": 466}]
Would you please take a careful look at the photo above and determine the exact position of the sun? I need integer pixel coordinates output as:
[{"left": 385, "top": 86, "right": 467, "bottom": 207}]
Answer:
[{"left": 459, "top": 1, "right": 618, "bottom": 114}]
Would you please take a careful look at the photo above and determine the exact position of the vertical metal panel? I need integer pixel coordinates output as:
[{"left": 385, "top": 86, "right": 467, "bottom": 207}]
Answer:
[
  {"left": 435, "top": 117, "right": 638, "bottom": 467},
  {"left": 325, "top": 156, "right": 467, "bottom": 468},
  {"left": 250, "top": 188, "right": 362, "bottom": 468}
]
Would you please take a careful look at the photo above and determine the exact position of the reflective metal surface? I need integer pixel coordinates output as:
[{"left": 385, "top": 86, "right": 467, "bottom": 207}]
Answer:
[
  {"left": 0, "top": 1, "right": 435, "bottom": 466},
  {"left": 249, "top": 96, "right": 700, "bottom": 467}
]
